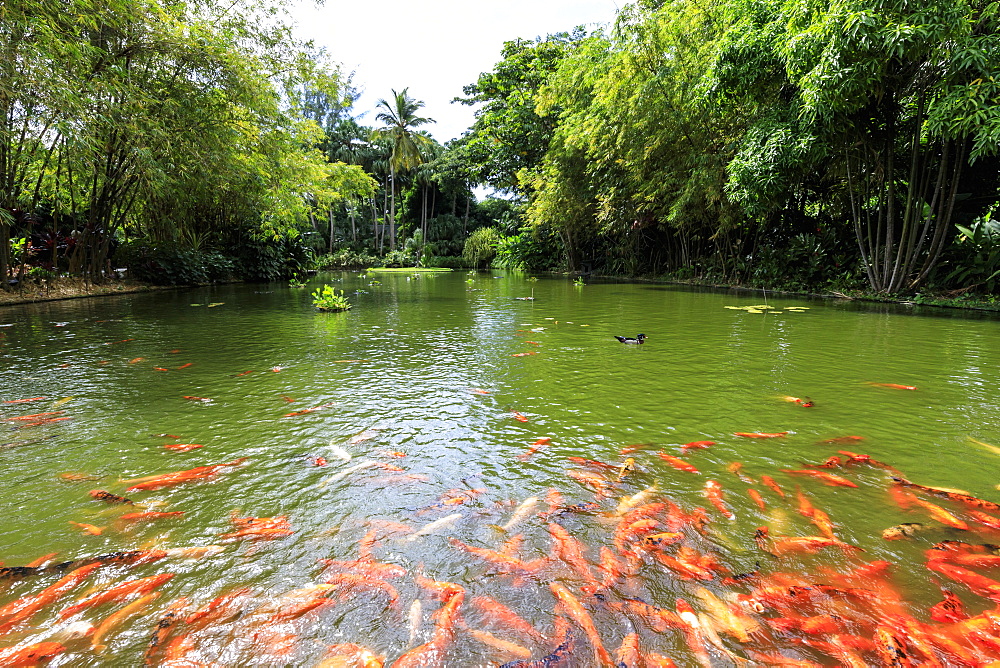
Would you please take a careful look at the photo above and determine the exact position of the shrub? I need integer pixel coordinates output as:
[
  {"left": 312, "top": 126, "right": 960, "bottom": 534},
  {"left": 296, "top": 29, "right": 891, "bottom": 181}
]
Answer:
[{"left": 463, "top": 227, "right": 501, "bottom": 269}]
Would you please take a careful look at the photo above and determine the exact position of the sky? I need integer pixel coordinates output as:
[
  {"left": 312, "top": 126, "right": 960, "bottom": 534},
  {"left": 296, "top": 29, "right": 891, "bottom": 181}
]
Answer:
[{"left": 290, "top": 0, "right": 622, "bottom": 144}]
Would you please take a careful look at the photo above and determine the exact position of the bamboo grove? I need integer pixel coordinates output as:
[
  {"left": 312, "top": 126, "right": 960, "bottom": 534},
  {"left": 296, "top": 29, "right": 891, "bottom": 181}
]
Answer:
[
  {"left": 0, "top": 0, "right": 376, "bottom": 287},
  {"left": 459, "top": 0, "right": 1000, "bottom": 294}
]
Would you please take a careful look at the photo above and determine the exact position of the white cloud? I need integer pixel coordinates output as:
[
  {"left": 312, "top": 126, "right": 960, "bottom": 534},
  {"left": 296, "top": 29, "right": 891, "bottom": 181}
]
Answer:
[{"left": 291, "top": 0, "right": 620, "bottom": 143}]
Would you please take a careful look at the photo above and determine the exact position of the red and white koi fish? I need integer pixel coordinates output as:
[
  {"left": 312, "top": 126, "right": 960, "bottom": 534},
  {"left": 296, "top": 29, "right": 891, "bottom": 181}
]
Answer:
[
  {"left": 164, "top": 443, "right": 202, "bottom": 452},
  {"left": 511, "top": 411, "right": 529, "bottom": 422}
]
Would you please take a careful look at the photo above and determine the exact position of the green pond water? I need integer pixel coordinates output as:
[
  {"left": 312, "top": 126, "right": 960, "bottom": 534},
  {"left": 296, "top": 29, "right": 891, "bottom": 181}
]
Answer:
[{"left": 1, "top": 271, "right": 999, "bottom": 666}]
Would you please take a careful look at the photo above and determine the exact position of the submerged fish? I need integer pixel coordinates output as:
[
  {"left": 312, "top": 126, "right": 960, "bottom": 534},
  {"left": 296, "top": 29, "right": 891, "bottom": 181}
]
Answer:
[
  {"left": 882, "top": 523, "right": 929, "bottom": 540},
  {"left": 735, "top": 431, "right": 789, "bottom": 438},
  {"left": 89, "top": 490, "right": 133, "bottom": 505},
  {"left": 404, "top": 513, "right": 463, "bottom": 542},
  {"left": 868, "top": 382, "right": 917, "bottom": 390}
]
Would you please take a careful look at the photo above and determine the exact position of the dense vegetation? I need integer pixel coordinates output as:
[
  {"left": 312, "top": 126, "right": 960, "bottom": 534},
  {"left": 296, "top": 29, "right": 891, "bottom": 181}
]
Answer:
[
  {"left": 459, "top": 0, "right": 1000, "bottom": 298},
  {"left": 4, "top": 0, "right": 1000, "bottom": 300}
]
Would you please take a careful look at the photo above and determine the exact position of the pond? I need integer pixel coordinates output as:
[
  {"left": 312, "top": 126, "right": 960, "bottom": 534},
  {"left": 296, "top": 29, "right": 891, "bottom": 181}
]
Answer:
[{"left": 1, "top": 271, "right": 999, "bottom": 666}]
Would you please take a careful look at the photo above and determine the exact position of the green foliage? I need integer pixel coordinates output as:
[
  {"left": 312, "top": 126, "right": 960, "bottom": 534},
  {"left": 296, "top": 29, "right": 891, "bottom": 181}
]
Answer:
[
  {"left": 573, "top": 276, "right": 586, "bottom": 287},
  {"left": 316, "top": 249, "right": 379, "bottom": 269},
  {"left": 312, "top": 285, "right": 351, "bottom": 311},
  {"left": 493, "top": 224, "right": 564, "bottom": 271},
  {"left": 116, "top": 240, "right": 236, "bottom": 286},
  {"left": 935, "top": 218, "right": 1000, "bottom": 293},
  {"left": 288, "top": 274, "right": 307, "bottom": 288},
  {"left": 463, "top": 227, "right": 502, "bottom": 269}
]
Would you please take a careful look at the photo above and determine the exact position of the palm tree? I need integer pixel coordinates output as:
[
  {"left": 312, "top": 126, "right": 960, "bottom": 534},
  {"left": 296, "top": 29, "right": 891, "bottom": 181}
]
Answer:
[{"left": 372, "top": 88, "right": 434, "bottom": 250}]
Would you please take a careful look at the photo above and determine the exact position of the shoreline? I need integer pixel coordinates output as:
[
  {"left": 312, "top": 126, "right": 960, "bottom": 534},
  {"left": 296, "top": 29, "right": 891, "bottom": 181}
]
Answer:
[{"left": 3, "top": 274, "right": 998, "bottom": 314}]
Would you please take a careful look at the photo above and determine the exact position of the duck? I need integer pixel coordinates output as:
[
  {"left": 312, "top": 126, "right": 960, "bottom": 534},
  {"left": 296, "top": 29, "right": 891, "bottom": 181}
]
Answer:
[{"left": 614, "top": 333, "right": 647, "bottom": 344}]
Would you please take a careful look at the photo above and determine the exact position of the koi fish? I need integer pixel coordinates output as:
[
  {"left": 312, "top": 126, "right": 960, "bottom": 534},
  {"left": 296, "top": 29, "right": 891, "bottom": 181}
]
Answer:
[
  {"left": 164, "top": 443, "right": 202, "bottom": 452},
  {"left": 549, "top": 582, "right": 614, "bottom": 667},
  {"left": 892, "top": 477, "right": 1000, "bottom": 511},
  {"left": 327, "top": 443, "right": 352, "bottom": 461},
  {"left": 868, "top": 382, "right": 917, "bottom": 390},
  {"left": 511, "top": 411, "right": 529, "bottom": 422},
  {"left": 770, "top": 536, "right": 861, "bottom": 556},
  {"left": 403, "top": 513, "right": 463, "bottom": 542},
  {"left": 89, "top": 489, "right": 134, "bottom": 505},
  {"left": 234, "top": 370, "right": 254, "bottom": 377},
  {"left": 502, "top": 496, "right": 539, "bottom": 531},
  {"left": 969, "top": 510, "right": 1000, "bottom": 530},
  {"left": 969, "top": 436, "right": 1000, "bottom": 456},
  {"left": 119, "top": 511, "right": 185, "bottom": 523},
  {"left": 176, "top": 363, "right": 193, "bottom": 369},
  {"left": 795, "top": 486, "right": 816, "bottom": 517},
  {"left": 181, "top": 396, "right": 212, "bottom": 402},
  {"left": 881, "top": 523, "right": 928, "bottom": 540},
  {"left": 6, "top": 411, "right": 65, "bottom": 421},
  {"left": 735, "top": 431, "right": 788, "bottom": 438},
  {"left": 910, "top": 496, "right": 970, "bottom": 530},
  {"left": 704, "top": 480, "right": 733, "bottom": 519},
  {"left": 929, "top": 589, "right": 967, "bottom": 623},
  {"left": 781, "top": 469, "right": 858, "bottom": 487},
  {"left": 59, "top": 573, "right": 174, "bottom": 619},
  {"left": 0, "top": 642, "right": 66, "bottom": 665},
  {"left": 316, "top": 644, "right": 385, "bottom": 668},
  {"left": 91, "top": 591, "right": 161, "bottom": 653},
  {"left": 566, "top": 470, "right": 611, "bottom": 495},
  {"left": 780, "top": 395, "right": 814, "bottom": 407},
  {"left": 616, "top": 484, "right": 659, "bottom": 516},
  {"left": 129, "top": 357, "right": 145, "bottom": 364},
  {"left": 69, "top": 521, "right": 105, "bottom": 536},
  {"left": 151, "top": 434, "right": 181, "bottom": 439},
  {"left": 1, "top": 397, "right": 46, "bottom": 404},
  {"left": 471, "top": 388, "right": 491, "bottom": 395},
  {"left": 126, "top": 457, "right": 248, "bottom": 491},
  {"left": 517, "top": 437, "right": 551, "bottom": 461},
  {"left": 0, "top": 562, "right": 102, "bottom": 634},
  {"left": 657, "top": 452, "right": 699, "bottom": 473},
  {"left": 283, "top": 401, "right": 336, "bottom": 417},
  {"left": 747, "top": 488, "right": 766, "bottom": 511},
  {"left": 145, "top": 597, "right": 190, "bottom": 663},
  {"left": 511, "top": 352, "right": 537, "bottom": 357},
  {"left": 318, "top": 460, "right": 378, "bottom": 487},
  {"left": 817, "top": 435, "right": 865, "bottom": 445},
  {"left": 682, "top": 440, "right": 716, "bottom": 451},
  {"left": 471, "top": 596, "right": 547, "bottom": 645}
]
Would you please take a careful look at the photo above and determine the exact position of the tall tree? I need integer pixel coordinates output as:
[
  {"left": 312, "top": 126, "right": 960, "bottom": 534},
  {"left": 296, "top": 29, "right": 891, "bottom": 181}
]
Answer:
[{"left": 372, "top": 88, "right": 434, "bottom": 250}]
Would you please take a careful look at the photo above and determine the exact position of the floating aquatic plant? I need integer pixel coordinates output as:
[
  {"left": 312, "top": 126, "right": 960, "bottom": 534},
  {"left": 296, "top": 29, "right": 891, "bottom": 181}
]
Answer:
[{"left": 312, "top": 285, "right": 351, "bottom": 312}]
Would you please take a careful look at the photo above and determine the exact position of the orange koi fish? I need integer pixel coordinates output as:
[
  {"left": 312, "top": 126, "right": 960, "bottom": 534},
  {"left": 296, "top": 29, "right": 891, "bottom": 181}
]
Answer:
[
  {"left": 768, "top": 614, "right": 843, "bottom": 635},
  {"left": 25, "top": 553, "right": 58, "bottom": 568},
  {"left": 818, "top": 435, "right": 865, "bottom": 445},
  {"left": 893, "top": 477, "right": 1000, "bottom": 511},
  {"left": 549, "top": 582, "right": 614, "bottom": 667},
  {"left": 868, "top": 382, "right": 917, "bottom": 390},
  {"left": 185, "top": 587, "right": 253, "bottom": 629},
  {"left": 910, "top": 496, "right": 970, "bottom": 530},
  {"left": 657, "top": 452, "right": 699, "bottom": 474},
  {"left": 760, "top": 475, "right": 785, "bottom": 498},
  {"left": 704, "top": 480, "right": 733, "bottom": 519},
  {"left": 129, "top": 357, "right": 145, "bottom": 364},
  {"left": 176, "top": 363, "right": 193, "bottom": 369},
  {"left": 780, "top": 395, "right": 815, "bottom": 407},
  {"left": 0, "top": 642, "right": 66, "bottom": 666},
  {"left": 58, "top": 573, "right": 174, "bottom": 620},
  {"left": 511, "top": 411, "right": 529, "bottom": 422},
  {"left": 549, "top": 523, "right": 602, "bottom": 588},
  {"left": 674, "top": 599, "right": 714, "bottom": 668},
  {"left": 517, "top": 437, "right": 551, "bottom": 461},
  {"left": 734, "top": 431, "right": 788, "bottom": 438},
  {"left": 470, "top": 388, "right": 490, "bottom": 395},
  {"left": 283, "top": 401, "right": 336, "bottom": 417},
  {"left": 615, "top": 632, "right": 643, "bottom": 668},
  {"left": 153, "top": 367, "right": 169, "bottom": 371},
  {"left": 323, "top": 572, "right": 399, "bottom": 607},
  {"left": 795, "top": 486, "right": 816, "bottom": 517},
  {"left": 141, "top": 597, "right": 187, "bottom": 664},
  {"left": 471, "top": 596, "right": 547, "bottom": 645},
  {"left": 1, "top": 397, "right": 46, "bottom": 404},
  {"left": 126, "top": 457, "right": 247, "bottom": 491},
  {"left": 106, "top": 339, "right": 134, "bottom": 345},
  {"left": 164, "top": 443, "right": 202, "bottom": 452},
  {"left": 91, "top": 591, "right": 161, "bottom": 652},
  {"left": 6, "top": 411, "right": 65, "bottom": 422},
  {"left": 394, "top": 583, "right": 463, "bottom": 667},
  {"left": 781, "top": 469, "right": 858, "bottom": 488},
  {"left": 181, "top": 396, "right": 212, "bottom": 402},
  {"left": 0, "top": 562, "right": 102, "bottom": 634},
  {"left": 318, "top": 559, "right": 406, "bottom": 581},
  {"left": 316, "top": 644, "right": 385, "bottom": 668},
  {"left": 234, "top": 370, "right": 254, "bottom": 377},
  {"left": 929, "top": 589, "right": 967, "bottom": 623},
  {"left": 811, "top": 508, "right": 837, "bottom": 540},
  {"left": 449, "top": 538, "right": 540, "bottom": 574},
  {"left": 69, "top": 521, "right": 105, "bottom": 536},
  {"left": 771, "top": 536, "right": 861, "bottom": 556},
  {"left": 969, "top": 510, "right": 1000, "bottom": 530},
  {"left": 747, "top": 488, "right": 766, "bottom": 511},
  {"left": 89, "top": 489, "right": 133, "bottom": 505},
  {"left": 566, "top": 469, "right": 611, "bottom": 495},
  {"left": 511, "top": 352, "right": 537, "bottom": 357},
  {"left": 119, "top": 511, "right": 185, "bottom": 523},
  {"left": 682, "top": 440, "right": 716, "bottom": 451}
]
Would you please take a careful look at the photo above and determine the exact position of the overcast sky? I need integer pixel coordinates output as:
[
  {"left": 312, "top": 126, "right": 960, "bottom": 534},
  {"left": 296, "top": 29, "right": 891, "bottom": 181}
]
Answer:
[{"left": 291, "top": 0, "right": 622, "bottom": 143}]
